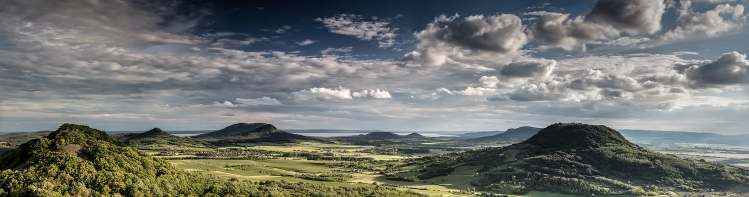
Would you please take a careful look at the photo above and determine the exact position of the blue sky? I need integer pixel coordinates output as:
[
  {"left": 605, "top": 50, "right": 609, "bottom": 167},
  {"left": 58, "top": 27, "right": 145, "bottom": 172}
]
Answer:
[{"left": 1, "top": 0, "right": 749, "bottom": 133}]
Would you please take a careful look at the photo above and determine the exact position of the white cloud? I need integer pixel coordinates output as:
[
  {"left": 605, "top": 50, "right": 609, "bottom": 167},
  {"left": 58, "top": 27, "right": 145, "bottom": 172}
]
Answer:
[
  {"left": 479, "top": 76, "right": 500, "bottom": 88},
  {"left": 295, "top": 87, "right": 353, "bottom": 100},
  {"left": 662, "top": 1, "right": 746, "bottom": 41},
  {"left": 417, "top": 14, "right": 528, "bottom": 53},
  {"left": 500, "top": 60, "right": 556, "bottom": 79},
  {"left": 3, "top": 0, "right": 749, "bottom": 133},
  {"left": 682, "top": 51, "right": 749, "bottom": 87},
  {"left": 530, "top": 0, "right": 667, "bottom": 50},
  {"left": 458, "top": 86, "right": 496, "bottom": 96},
  {"left": 406, "top": 14, "right": 527, "bottom": 66},
  {"left": 352, "top": 89, "right": 392, "bottom": 99},
  {"left": 297, "top": 39, "right": 317, "bottom": 46},
  {"left": 293, "top": 87, "right": 393, "bottom": 101},
  {"left": 316, "top": 14, "right": 398, "bottom": 48}
]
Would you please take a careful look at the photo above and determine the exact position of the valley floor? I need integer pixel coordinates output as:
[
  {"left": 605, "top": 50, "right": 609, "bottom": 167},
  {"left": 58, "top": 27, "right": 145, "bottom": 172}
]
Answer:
[
  {"left": 154, "top": 142, "right": 749, "bottom": 196},
  {"left": 161, "top": 143, "right": 475, "bottom": 197}
]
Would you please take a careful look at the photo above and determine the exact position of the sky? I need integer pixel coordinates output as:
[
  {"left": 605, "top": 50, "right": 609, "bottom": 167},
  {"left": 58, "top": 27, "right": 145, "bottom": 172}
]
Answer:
[{"left": 1, "top": 0, "right": 749, "bottom": 133}]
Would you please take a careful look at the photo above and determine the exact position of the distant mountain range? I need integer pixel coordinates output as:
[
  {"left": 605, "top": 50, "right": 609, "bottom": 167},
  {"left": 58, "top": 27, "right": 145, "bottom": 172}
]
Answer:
[
  {"left": 459, "top": 126, "right": 749, "bottom": 146},
  {"left": 621, "top": 129, "right": 749, "bottom": 146},
  {"left": 3, "top": 124, "right": 749, "bottom": 148},
  {"left": 334, "top": 131, "right": 428, "bottom": 145},
  {"left": 465, "top": 126, "right": 542, "bottom": 144},
  {"left": 396, "top": 123, "right": 749, "bottom": 195}
]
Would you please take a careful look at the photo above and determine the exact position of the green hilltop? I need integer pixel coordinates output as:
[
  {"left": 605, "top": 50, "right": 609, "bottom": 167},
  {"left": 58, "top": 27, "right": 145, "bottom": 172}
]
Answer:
[
  {"left": 195, "top": 123, "right": 323, "bottom": 144},
  {"left": 0, "top": 123, "right": 421, "bottom": 196},
  {"left": 392, "top": 123, "right": 749, "bottom": 195},
  {"left": 116, "top": 128, "right": 210, "bottom": 148}
]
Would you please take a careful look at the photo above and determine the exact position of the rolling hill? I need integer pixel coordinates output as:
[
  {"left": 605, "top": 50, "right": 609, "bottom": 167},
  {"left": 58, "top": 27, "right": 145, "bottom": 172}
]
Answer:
[
  {"left": 341, "top": 132, "right": 403, "bottom": 140},
  {"left": 393, "top": 123, "right": 749, "bottom": 195},
  {"left": 0, "top": 123, "right": 422, "bottom": 196},
  {"left": 621, "top": 129, "right": 749, "bottom": 146},
  {"left": 0, "top": 131, "right": 50, "bottom": 148},
  {"left": 195, "top": 123, "right": 322, "bottom": 144},
  {"left": 405, "top": 132, "right": 426, "bottom": 139},
  {"left": 335, "top": 131, "right": 432, "bottom": 145},
  {"left": 461, "top": 126, "right": 749, "bottom": 146},
  {"left": 466, "top": 126, "right": 541, "bottom": 144},
  {"left": 455, "top": 130, "right": 504, "bottom": 139},
  {"left": 117, "top": 128, "right": 210, "bottom": 148}
]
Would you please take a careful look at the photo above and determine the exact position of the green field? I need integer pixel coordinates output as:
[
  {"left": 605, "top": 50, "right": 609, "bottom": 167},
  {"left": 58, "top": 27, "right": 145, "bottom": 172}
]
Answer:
[
  {"left": 164, "top": 142, "right": 473, "bottom": 196},
  {"left": 246, "top": 142, "right": 408, "bottom": 160},
  {"left": 169, "top": 158, "right": 474, "bottom": 196},
  {"left": 166, "top": 141, "right": 658, "bottom": 197},
  {"left": 168, "top": 157, "right": 616, "bottom": 197}
]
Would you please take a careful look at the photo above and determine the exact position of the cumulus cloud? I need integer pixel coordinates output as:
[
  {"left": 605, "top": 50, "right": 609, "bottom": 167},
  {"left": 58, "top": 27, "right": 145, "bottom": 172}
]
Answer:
[
  {"left": 507, "top": 80, "right": 571, "bottom": 101},
  {"left": 500, "top": 60, "right": 556, "bottom": 78},
  {"left": 662, "top": 1, "right": 746, "bottom": 41},
  {"left": 0, "top": 0, "right": 206, "bottom": 46},
  {"left": 417, "top": 14, "right": 528, "bottom": 53},
  {"left": 682, "top": 51, "right": 749, "bottom": 87},
  {"left": 492, "top": 53, "right": 701, "bottom": 104},
  {"left": 352, "top": 89, "right": 393, "bottom": 99},
  {"left": 293, "top": 87, "right": 392, "bottom": 101},
  {"left": 294, "top": 87, "right": 353, "bottom": 100},
  {"left": 530, "top": 0, "right": 667, "bottom": 50},
  {"left": 405, "top": 14, "right": 527, "bottom": 66},
  {"left": 316, "top": 14, "right": 398, "bottom": 48},
  {"left": 585, "top": 0, "right": 666, "bottom": 34},
  {"left": 3, "top": 0, "right": 749, "bottom": 133}
]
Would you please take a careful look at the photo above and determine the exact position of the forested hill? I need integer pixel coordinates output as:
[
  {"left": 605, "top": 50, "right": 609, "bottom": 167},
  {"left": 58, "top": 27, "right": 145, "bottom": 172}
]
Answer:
[
  {"left": 116, "top": 128, "right": 210, "bottom": 148},
  {"left": 194, "top": 123, "right": 321, "bottom": 144},
  {"left": 0, "top": 123, "right": 421, "bottom": 196},
  {"left": 395, "top": 123, "right": 749, "bottom": 195}
]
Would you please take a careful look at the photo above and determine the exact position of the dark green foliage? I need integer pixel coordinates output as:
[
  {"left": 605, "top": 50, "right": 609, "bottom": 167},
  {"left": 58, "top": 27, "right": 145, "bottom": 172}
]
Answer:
[
  {"left": 523, "top": 123, "right": 632, "bottom": 150},
  {"left": 397, "top": 123, "right": 749, "bottom": 195},
  {"left": 0, "top": 124, "right": 422, "bottom": 197}
]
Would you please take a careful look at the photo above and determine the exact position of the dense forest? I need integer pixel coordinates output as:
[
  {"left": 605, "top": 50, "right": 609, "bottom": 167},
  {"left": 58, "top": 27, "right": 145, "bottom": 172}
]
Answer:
[{"left": 0, "top": 124, "right": 422, "bottom": 197}]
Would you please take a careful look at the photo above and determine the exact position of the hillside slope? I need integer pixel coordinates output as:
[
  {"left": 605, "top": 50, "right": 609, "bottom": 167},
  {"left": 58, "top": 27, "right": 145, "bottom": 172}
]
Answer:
[
  {"left": 195, "top": 123, "right": 322, "bottom": 144},
  {"left": 395, "top": 123, "right": 749, "bottom": 195},
  {"left": 0, "top": 124, "right": 421, "bottom": 196},
  {"left": 467, "top": 126, "right": 541, "bottom": 144},
  {"left": 117, "top": 128, "right": 210, "bottom": 148}
]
